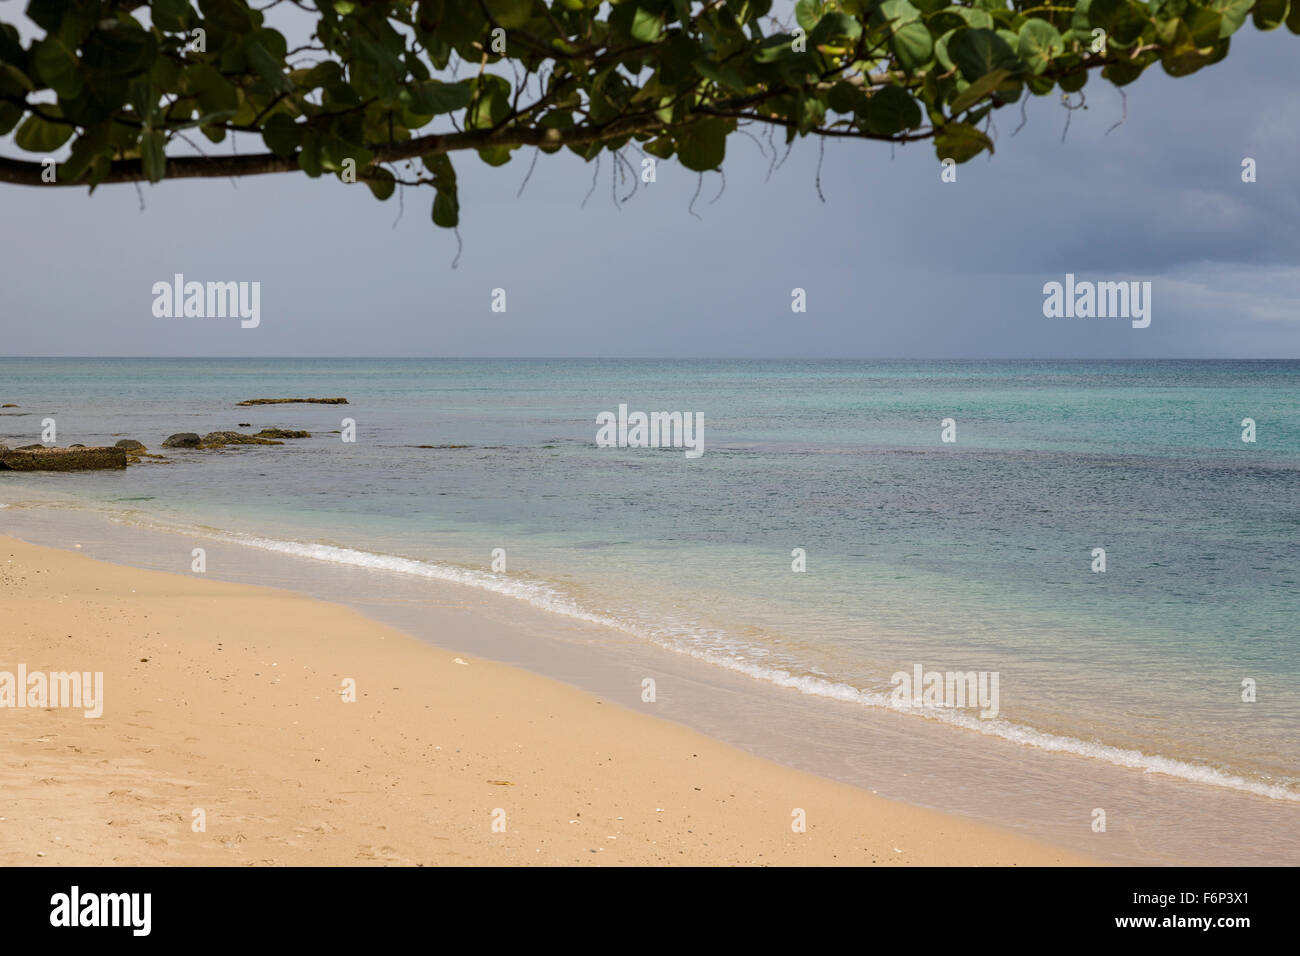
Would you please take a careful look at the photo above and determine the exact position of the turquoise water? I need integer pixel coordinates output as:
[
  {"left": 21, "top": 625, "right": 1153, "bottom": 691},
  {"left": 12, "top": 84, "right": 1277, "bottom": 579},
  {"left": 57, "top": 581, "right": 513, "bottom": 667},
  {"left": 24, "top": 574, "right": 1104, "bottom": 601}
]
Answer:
[{"left": 2, "top": 358, "right": 1298, "bottom": 801}]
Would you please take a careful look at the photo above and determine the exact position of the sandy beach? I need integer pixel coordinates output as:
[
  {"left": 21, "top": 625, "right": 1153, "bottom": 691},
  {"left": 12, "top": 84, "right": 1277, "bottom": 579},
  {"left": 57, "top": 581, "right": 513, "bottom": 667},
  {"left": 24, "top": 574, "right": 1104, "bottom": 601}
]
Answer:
[{"left": 0, "top": 534, "right": 1094, "bottom": 866}]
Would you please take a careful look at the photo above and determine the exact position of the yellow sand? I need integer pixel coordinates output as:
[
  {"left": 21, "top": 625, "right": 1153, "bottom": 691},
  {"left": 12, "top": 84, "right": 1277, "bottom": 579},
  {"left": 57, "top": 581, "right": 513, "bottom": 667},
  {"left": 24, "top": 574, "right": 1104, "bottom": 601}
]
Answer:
[{"left": 0, "top": 535, "right": 1094, "bottom": 865}]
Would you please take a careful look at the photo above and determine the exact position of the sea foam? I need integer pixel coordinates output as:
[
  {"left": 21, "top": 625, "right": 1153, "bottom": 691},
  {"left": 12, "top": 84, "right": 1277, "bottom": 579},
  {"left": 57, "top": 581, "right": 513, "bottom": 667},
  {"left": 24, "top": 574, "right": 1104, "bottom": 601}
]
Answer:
[{"left": 219, "top": 530, "right": 1300, "bottom": 804}]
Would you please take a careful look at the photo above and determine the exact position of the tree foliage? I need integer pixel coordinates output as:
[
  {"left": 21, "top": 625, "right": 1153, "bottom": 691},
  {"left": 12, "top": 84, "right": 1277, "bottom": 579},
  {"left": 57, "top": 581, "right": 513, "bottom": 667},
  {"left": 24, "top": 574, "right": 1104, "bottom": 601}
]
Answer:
[{"left": 0, "top": 0, "right": 1294, "bottom": 226}]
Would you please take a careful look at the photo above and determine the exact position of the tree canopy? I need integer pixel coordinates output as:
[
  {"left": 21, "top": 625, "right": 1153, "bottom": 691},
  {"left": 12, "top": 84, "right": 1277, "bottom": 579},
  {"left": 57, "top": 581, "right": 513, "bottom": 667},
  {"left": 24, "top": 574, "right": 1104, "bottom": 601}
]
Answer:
[{"left": 0, "top": 0, "right": 1295, "bottom": 228}]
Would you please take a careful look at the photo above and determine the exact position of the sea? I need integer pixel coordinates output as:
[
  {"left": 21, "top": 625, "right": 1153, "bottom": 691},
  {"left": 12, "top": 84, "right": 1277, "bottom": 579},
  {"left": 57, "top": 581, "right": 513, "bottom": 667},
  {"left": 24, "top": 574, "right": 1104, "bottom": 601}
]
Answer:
[{"left": 2, "top": 357, "right": 1297, "bottom": 864}]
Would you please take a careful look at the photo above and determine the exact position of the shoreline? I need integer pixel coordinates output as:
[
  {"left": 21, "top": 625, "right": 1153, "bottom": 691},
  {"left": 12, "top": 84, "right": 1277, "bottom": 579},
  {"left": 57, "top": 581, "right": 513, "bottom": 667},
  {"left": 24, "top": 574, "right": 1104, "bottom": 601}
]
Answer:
[
  {"left": 3, "top": 497, "right": 1299, "bottom": 865},
  {"left": 0, "top": 533, "right": 1095, "bottom": 866}
]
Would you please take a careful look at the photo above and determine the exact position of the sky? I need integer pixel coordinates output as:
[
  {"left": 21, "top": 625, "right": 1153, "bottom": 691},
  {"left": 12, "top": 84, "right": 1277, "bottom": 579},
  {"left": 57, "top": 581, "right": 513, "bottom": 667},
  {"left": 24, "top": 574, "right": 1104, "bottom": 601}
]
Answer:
[{"left": 1, "top": 10, "right": 1298, "bottom": 358}]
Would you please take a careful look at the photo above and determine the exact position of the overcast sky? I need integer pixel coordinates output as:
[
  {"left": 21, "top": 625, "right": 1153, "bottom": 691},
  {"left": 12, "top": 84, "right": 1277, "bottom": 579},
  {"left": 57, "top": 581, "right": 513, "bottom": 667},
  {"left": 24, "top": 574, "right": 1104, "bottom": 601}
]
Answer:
[{"left": 1, "top": 17, "right": 1297, "bottom": 359}]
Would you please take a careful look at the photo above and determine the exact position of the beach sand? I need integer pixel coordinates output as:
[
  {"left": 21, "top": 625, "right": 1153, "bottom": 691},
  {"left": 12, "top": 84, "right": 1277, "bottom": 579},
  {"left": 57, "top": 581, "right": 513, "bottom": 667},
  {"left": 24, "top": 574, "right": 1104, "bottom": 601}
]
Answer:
[{"left": 0, "top": 535, "right": 1094, "bottom": 866}]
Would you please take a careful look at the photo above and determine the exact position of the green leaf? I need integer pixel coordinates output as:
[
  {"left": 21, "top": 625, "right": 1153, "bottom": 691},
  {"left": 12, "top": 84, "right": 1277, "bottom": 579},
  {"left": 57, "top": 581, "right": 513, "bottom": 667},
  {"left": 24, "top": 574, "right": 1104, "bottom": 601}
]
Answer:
[
  {"left": 810, "top": 13, "right": 863, "bottom": 49},
  {"left": 432, "top": 188, "right": 459, "bottom": 228},
  {"left": 366, "top": 167, "right": 396, "bottom": 200},
  {"left": 1101, "top": 61, "right": 1145, "bottom": 86},
  {"left": 876, "top": 1, "right": 931, "bottom": 72},
  {"left": 1059, "top": 68, "right": 1088, "bottom": 92},
  {"left": 934, "top": 121, "right": 994, "bottom": 162},
  {"left": 0, "top": 101, "right": 22, "bottom": 137},
  {"left": 827, "top": 79, "right": 868, "bottom": 114},
  {"left": 467, "top": 74, "right": 511, "bottom": 129},
  {"left": 14, "top": 112, "right": 73, "bottom": 152},
  {"left": 0, "top": 63, "right": 35, "bottom": 96},
  {"left": 949, "top": 28, "right": 1021, "bottom": 82},
  {"left": 949, "top": 67, "right": 1011, "bottom": 114},
  {"left": 25, "top": 0, "right": 68, "bottom": 33},
  {"left": 1185, "top": 7, "right": 1224, "bottom": 45},
  {"left": 247, "top": 40, "right": 293, "bottom": 94},
  {"left": 198, "top": 0, "right": 253, "bottom": 34},
  {"left": 754, "top": 34, "right": 800, "bottom": 63},
  {"left": 694, "top": 59, "right": 748, "bottom": 94},
  {"left": 152, "top": 0, "right": 196, "bottom": 32},
  {"left": 484, "top": 0, "right": 534, "bottom": 29},
  {"left": 643, "top": 136, "right": 674, "bottom": 159},
  {"left": 81, "top": 23, "right": 158, "bottom": 78},
  {"left": 478, "top": 145, "right": 513, "bottom": 166},
  {"left": 676, "top": 117, "right": 727, "bottom": 171},
  {"left": 862, "top": 85, "right": 921, "bottom": 135},
  {"left": 32, "top": 36, "right": 83, "bottom": 99},
  {"left": 141, "top": 129, "right": 166, "bottom": 182},
  {"left": 631, "top": 7, "right": 667, "bottom": 43},
  {"left": 1149, "top": 0, "right": 1188, "bottom": 20},
  {"left": 60, "top": 128, "right": 110, "bottom": 183},
  {"left": 1016, "top": 20, "right": 1063, "bottom": 75},
  {"left": 1206, "top": 0, "right": 1253, "bottom": 36},
  {"left": 1253, "top": 0, "right": 1289, "bottom": 29},
  {"left": 185, "top": 65, "right": 239, "bottom": 115},
  {"left": 262, "top": 113, "right": 302, "bottom": 157},
  {"left": 1088, "top": 0, "right": 1148, "bottom": 45},
  {"left": 298, "top": 132, "right": 323, "bottom": 177},
  {"left": 425, "top": 153, "right": 459, "bottom": 227},
  {"left": 409, "top": 79, "right": 473, "bottom": 115},
  {"left": 795, "top": 0, "right": 823, "bottom": 31}
]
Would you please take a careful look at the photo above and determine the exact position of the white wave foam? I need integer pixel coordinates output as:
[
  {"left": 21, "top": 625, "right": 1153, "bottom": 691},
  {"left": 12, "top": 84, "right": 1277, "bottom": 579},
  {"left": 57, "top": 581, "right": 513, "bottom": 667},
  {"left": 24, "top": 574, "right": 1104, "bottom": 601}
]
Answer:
[{"left": 130, "top": 525, "right": 1300, "bottom": 804}]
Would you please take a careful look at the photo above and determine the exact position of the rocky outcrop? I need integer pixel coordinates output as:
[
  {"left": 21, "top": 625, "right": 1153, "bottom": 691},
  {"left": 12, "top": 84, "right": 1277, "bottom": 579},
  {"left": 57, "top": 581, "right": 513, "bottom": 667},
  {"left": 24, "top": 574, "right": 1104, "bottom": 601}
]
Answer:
[
  {"left": 160, "top": 430, "right": 306, "bottom": 449},
  {"left": 115, "top": 439, "right": 147, "bottom": 452},
  {"left": 199, "top": 431, "right": 283, "bottom": 447},
  {"left": 0, "top": 446, "right": 127, "bottom": 471},
  {"left": 236, "top": 397, "right": 348, "bottom": 406}
]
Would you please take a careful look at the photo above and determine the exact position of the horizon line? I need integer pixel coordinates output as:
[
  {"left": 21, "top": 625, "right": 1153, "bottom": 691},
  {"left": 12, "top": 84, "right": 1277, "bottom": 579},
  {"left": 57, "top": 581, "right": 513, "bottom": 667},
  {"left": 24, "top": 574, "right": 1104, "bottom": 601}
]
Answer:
[{"left": 4, "top": 356, "right": 1300, "bottom": 362}]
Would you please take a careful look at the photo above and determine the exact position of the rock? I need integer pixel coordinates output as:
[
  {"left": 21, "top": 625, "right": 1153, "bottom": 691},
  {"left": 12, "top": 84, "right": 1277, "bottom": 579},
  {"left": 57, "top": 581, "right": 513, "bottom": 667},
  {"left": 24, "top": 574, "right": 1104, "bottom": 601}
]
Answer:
[
  {"left": 162, "top": 432, "right": 202, "bottom": 448},
  {"left": 16, "top": 444, "right": 43, "bottom": 450},
  {"left": 115, "top": 439, "right": 147, "bottom": 452},
  {"left": 199, "top": 431, "right": 283, "bottom": 448},
  {"left": 1, "top": 403, "right": 16, "bottom": 408},
  {"left": 70, "top": 443, "right": 85, "bottom": 448},
  {"left": 237, "top": 423, "right": 252, "bottom": 428},
  {"left": 235, "top": 397, "right": 348, "bottom": 406},
  {"left": 0, "top": 446, "right": 127, "bottom": 471},
  {"left": 255, "top": 428, "right": 310, "bottom": 439}
]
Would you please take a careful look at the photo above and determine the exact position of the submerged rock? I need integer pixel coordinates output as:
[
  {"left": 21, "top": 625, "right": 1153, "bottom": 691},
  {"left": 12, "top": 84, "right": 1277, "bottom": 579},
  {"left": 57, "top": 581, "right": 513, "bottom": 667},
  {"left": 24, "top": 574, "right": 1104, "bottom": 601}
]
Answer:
[
  {"left": 255, "top": 428, "right": 310, "bottom": 439},
  {"left": 0, "top": 446, "right": 127, "bottom": 471},
  {"left": 199, "top": 431, "right": 283, "bottom": 448},
  {"left": 1, "top": 403, "right": 16, "bottom": 408},
  {"left": 115, "top": 439, "right": 147, "bottom": 451},
  {"left": 162, "top": 432, "right": 202, "bottom": 448},
  {"left": 236, "top": 397, "right": 348, "bottom": 406}
]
